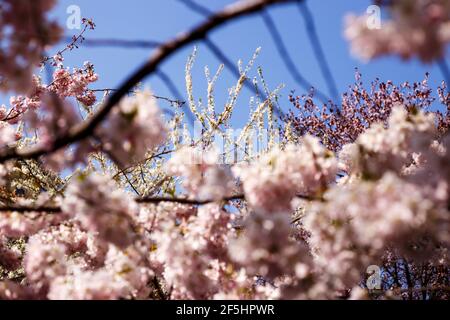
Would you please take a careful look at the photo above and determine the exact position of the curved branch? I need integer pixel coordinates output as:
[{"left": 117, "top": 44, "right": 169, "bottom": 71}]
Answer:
[
  {"left": 91, "top": 88, "right": 185, "bottom": 107},
  {"left": 71, "top": 37, "right": 161, "bottom": 49},
  {"left": 261, "top": 9, "right": 331, "bottom": 104},
  {"left": 154, "top": 69, "right": 196, "bottom": 124},
  {"left": 136, "top": 194, "right": 245, "bottom": 205},
  {"left": 176, "top": 0, "right": 212, "bottom": 17},
  {"left": 0, "top": 0, "right": 297, "bottom": 163},
  {"left": 0, "top": 195, "right": 246, "bottom": 213},
  {"left": 0, "top": 205, "right": 62, "bottom": 214},
  {"left": 297, "top": 1, "right": 339, "bottom": 102},
  {"left": 0, "top": 193, "right": 315, "bottom": 213}
]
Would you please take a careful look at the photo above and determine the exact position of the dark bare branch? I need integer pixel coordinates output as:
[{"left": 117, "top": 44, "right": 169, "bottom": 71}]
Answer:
[
  {"left": 0, "top": 194, "right": 245, "bottom": 213},
  {"left": 203, "top": 37, "right": 287, "bottom": 118},
  {"left": 176, "top": 0, "right": 212, "bottom": 17},
  {"left": 0, "top": 193, "right": 317, "bottom": 213},
  {"left": 0, "top": 0, "right": 297, "bottom": 163},
  {"left": 66, "top": 37, "right": 161, "bottom": 49},
  {"left": 261, "top": 9, "right": 331, "bottom": 104},
  {"left": 297, "top": 1, "right": 339, "bottom": 102},
  {"left": 438, "top": 58, "right": 450, "bottom": 86}
]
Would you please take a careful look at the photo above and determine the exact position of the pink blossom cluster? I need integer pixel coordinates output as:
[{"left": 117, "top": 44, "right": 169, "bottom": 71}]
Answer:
[
  {"left": 48, "top": 245, "right": 152, "bottom": 300},
  {"left": 286, "top": 73, "right": 441, "bottom": 152},
  {"left": 3, "top": 62, "right": 99, "bottom": 127},
  {"left": 62, "top": 174, "right": 138, "bottom": 248},
  {"left": 302, "top": 106, "right": 450, "bottom": 292},
  {"left": 0, "top": 0, "right": 62, "bottom": 93},
  {"left": 345, "top": 0, "right": 450, "bottom": 62},
  {"left": 1, "top": 0, "right": 450, "bottom": 301},
  {"left": 338, "top": 105, "right": 437, "bottom": 178},
  {"left": 1, "top": 67, "right": 170, "bottom": 172},
  {"left": 50, "top": 62, "right": 99, "bottom": 107},
  {"left": 0, "top": 62, "right": 100, "bottom": 171},
  {"left": 25, "top": 94, "right": 81, "bottom": 149},
  {"left": 1, "top": 102, "right": 449, "bottom": 299},
  {"left": 233, "top": 135, "right": 338, "bottom": 213},
  {"left": 0, "top": 210, "right": 65, "bottom": 238},
  {"left": 304, "top": 172, "right": 448, "bottom": 289},
  {"left": 229, "top": 213, "right": 312, "bottom": 280},
  {"left": 0, "top": 175, "right": 156, "bottom": 299},
  {"left": 20, "top": 91, "right": 97, "bottom": 172},
  {"left": 96, "top": 91, "right": 167, "bottom": 168},
  {"left": 26, "top": 222, "right": 108, "bottom": 268},
  {"left": 0, "top": 280, "right": 31, "bottom": 300},
  {"left": 0, "top": 121, "right": 19, "bottom": 149},
  {"left": 166, "top": 147, "right": 235, "bottom": 200},
  {"left": 152, "top": 204, "right": 238, "bottom": 299},
  {"left": 22, "top": 226, "right": 152, "bottom": 299}
]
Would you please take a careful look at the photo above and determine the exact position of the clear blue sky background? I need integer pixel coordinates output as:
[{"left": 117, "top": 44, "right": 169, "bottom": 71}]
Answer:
[{"left": 2, "top": 0, "right": 448, "bottom": 127}]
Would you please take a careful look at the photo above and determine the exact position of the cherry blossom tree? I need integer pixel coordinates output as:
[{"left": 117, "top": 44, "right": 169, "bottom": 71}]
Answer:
[{"left": 0, "top": 0, "right": 449, "bottom": 300}]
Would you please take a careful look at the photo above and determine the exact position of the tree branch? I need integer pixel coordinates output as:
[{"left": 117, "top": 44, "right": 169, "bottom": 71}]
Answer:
[
  {"left": 0, "top": 193, "right": 316, "bottom": 214},
  {"left": 438, "top": 58, "right": 450, "bottom": 86},
  {"left": 0, "top": 0, "right": 297, "bottom": 163},
  {"left": 261, "top": 9, "right": 331, "bottom": 104},
  {"left": 154, "top": 69, "right": 196, "bottom": 124},
  {"left": 297, "top": 1, "right": 339, "bottom": 102},
  {"left": 0, "top": 195, "right": 245, "bottom": 213},
  {"left": 176, "top": 0, "right": 212, "bottom": 17}
]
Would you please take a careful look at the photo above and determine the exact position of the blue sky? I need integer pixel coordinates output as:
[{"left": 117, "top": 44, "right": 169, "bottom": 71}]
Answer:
[{"left": 2, "top": 0, "right": 448, "bottom": 126}]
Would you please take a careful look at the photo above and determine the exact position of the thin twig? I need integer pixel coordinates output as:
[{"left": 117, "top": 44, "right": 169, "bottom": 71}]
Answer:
[
  {"left": 176, "top": 0, "right": 212, "bottom": 17},
  {"left": 91, "top": 88, "right": 186, "bottom": 106},
  {"left": 0, "top": 193, "right": 317, "bottom": 214},
  {"left": 66, "top": 37, "right": 161, "bottom": 49},
  {"left": 111, "top": 149, "right": 175, "bottom": 180},
  {"left": 297, "top": 1, "right": 339, "bottom": 102},
  {"left": 260, "top": 9, "right": 331, "bottom": 104},
  {"left": 438, "top": 58, "right": 450, "bottom": 86},
  {"left": 43, "top": 23, "right": 90, "bottom": 65}
]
